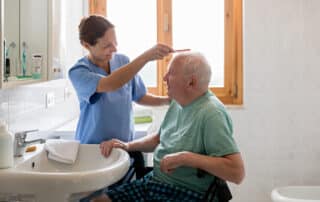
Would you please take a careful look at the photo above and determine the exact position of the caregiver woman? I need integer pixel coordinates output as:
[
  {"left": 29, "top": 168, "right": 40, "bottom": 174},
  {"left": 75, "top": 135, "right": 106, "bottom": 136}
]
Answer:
[{"left": 69, "top": 15, "right": 173, "bottom": 156}]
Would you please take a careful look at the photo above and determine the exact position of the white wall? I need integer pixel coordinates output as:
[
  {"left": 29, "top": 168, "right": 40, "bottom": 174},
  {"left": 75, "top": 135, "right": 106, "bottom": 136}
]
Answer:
[{"left": 229, "top": 1, "right": 320, "bottom": 201}]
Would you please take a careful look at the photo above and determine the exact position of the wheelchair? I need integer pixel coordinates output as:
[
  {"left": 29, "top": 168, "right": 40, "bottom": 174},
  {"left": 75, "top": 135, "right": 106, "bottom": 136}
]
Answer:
[
  {"left": 125, "top": 151, "right": 233, "bottom": 202},
  {"left": 81, "top": 151, "right": 232, "bottom": 202}
]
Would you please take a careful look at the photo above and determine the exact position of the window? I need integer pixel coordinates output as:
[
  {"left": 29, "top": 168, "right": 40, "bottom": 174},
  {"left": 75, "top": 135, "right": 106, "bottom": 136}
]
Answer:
[{"left": 89, "top": 0, "right": 242, "bottom": 104}]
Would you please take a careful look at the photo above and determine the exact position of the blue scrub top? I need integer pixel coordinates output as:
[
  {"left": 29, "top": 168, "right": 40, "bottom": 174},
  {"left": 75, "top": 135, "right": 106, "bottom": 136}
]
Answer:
[{"left": 68, "top": 54, "right": 147, "bottom": 144}]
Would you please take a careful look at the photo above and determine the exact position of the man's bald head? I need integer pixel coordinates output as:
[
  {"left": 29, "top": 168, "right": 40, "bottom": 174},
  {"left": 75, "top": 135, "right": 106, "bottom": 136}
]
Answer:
[{"left": 169, "top": 52, "right": 212, "bottom": 91}]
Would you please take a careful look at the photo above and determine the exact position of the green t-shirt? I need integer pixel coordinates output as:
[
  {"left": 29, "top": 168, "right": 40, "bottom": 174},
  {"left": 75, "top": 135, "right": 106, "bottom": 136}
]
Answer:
[{"left": 153, "top": 91, "right": 239, "bottom": 194}]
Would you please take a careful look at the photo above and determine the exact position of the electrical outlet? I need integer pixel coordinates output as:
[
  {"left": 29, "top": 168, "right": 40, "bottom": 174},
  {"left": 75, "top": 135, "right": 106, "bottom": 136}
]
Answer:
[
  {"left": 45, "top": 92, "right": 55, "bottom": 108},
  {"left": 64, "top": 87, "right": 71, "bottom": 100}
]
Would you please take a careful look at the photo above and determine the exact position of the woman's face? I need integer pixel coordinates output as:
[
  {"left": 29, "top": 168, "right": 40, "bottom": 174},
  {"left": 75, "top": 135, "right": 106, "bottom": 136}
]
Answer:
[{"left": 86, "top": 28, "right": 118, "bottom": 62}]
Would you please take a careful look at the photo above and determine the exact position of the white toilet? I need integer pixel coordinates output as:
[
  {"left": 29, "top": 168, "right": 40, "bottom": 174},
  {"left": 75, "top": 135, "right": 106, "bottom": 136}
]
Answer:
[{"left": 271, "top": 186, "right": 320, "bottom": 202}]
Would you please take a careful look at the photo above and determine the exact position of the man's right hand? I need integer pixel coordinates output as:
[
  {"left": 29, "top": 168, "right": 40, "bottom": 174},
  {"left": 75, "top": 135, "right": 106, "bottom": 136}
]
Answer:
[{"left": 99, "top": 139, "right": 129, "bottom": 157}]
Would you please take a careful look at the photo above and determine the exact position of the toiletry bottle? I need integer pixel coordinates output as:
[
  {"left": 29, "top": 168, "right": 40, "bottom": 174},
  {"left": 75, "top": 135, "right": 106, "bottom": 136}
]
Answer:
[
  {"left": 0, "top": 121, "right": 14, "bottom": 169},
  {"left": 32, "top": 54, "right": 42, "bottom": 79}
]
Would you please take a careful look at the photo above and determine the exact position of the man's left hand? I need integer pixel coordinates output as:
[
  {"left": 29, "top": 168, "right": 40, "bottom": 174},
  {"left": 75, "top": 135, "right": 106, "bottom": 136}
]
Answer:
[{"left": 160, "top": 151, "right": 188, "bottom": 174}]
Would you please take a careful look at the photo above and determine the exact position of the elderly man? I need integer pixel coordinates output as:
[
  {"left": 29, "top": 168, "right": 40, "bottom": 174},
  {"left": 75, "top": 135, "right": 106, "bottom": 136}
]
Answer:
[{"left": 93, "top": 52, "right": 245, "bottom": 202}]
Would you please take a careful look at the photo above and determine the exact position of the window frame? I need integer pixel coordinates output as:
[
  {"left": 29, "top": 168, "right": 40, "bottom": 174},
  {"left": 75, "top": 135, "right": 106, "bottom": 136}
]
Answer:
[{"left": 89, "top": 0, "right": 243, "bottom": 105}]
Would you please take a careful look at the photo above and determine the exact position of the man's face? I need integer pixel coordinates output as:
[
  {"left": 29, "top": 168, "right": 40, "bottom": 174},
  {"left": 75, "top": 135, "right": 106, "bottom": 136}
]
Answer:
[{"left": 163, "top": 59, "right": 187, "bottom": 99}]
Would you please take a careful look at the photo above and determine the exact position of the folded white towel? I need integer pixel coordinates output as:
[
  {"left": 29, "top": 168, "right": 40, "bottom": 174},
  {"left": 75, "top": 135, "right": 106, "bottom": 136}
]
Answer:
[{"left": 45, "top": 139, "right": 80, "bottom": 164}]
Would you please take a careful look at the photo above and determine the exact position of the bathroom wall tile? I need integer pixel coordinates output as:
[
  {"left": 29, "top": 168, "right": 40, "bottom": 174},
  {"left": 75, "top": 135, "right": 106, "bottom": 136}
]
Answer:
[
  {"left": 0, "top": 89, "right": 9, "bottom": 122},
  {"left": 7, "top": 87, "right": 37, "bottom": 121},
  {"left": 1, "top": 79, "right": 79, "bottom": 134}
]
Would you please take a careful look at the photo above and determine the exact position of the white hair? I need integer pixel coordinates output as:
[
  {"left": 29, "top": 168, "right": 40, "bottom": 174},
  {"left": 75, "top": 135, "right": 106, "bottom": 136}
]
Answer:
[{"left": 171, "top": 52, "right": 212, "bottom": 87}]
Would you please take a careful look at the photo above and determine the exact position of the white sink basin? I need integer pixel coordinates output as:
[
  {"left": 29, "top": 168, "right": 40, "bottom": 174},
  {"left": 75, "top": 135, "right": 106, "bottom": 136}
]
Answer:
[
  {"left": 0, "top": 144, "right": 130, "bottom": 202},
  {"left": 271, "top": 186, "right": 320, "bottom": 202}
]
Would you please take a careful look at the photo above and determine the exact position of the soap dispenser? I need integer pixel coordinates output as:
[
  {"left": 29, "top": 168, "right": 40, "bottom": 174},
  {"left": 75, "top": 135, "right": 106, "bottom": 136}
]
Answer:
[{"left": 0, "top": 121, "right": 14, "bottom": 169}]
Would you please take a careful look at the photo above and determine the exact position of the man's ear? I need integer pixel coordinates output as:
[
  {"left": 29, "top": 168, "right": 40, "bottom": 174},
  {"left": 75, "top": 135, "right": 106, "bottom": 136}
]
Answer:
[{"left": 187, "top": 75, "right": 197, "bottom": 89}]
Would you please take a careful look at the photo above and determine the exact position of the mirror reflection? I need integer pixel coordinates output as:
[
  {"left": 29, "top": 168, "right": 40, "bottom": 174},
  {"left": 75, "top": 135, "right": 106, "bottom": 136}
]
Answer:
[{"left": 3, "top": 0, "right": 48, "bottom": 82}]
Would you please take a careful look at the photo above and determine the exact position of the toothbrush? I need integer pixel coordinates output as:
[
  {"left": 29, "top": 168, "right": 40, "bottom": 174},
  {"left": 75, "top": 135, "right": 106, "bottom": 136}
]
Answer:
[{"left": 22, "top": 42, "right": 27, "bottom": 77}]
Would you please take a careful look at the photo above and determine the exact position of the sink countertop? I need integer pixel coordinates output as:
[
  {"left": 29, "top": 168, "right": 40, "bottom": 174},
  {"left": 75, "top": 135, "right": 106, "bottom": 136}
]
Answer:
[
  {"left": 55, "top": 118, "right": 78, "bottom": 132},
  {"left": 54, "top": 118, "right": 153, "bottom": 140},
  {"left": 13, "top": 144, "right": 44, "bottom": 167}
]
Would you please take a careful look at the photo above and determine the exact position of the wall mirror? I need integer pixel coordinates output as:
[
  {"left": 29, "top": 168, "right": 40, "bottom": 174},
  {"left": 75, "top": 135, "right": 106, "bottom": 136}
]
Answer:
[
  {"left": 1, "top": 0, "right": 87, "bottom": 89},
  {"left": 0, "top": 0, "right": 88, "bottom": 88},
  {"left": 1, "top": 0, "right": 50, "bottom": 88}
]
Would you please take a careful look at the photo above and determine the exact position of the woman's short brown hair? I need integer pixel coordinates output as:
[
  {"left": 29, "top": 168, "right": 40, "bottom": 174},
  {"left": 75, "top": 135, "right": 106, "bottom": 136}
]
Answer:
[{"left": 78, "top": 15, "right": 114, "bottom": 46}]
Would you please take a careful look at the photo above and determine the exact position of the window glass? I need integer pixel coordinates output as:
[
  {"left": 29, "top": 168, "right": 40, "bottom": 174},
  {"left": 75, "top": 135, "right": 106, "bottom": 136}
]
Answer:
[
  {"left": 107, "top": 0, "right": 157, "bottom": 87},
  {"left": 172, "top": 0, "right": 224, "bottom": 87}
]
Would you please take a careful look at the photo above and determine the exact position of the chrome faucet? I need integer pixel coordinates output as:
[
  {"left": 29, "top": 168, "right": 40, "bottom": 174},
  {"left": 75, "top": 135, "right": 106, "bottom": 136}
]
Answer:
[{"left": 14, "top": 129, "right": 45, "bottom": 157}]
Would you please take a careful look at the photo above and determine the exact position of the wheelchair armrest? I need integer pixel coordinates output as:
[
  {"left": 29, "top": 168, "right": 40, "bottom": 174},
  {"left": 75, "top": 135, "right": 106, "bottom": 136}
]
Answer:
[{"left": 197, "top": 169, "right": 232, "bottom": 202}]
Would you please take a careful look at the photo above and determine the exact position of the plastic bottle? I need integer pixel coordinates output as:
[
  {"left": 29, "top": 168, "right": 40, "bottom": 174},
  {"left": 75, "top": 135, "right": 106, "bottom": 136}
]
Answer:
[
  {"left": 0, "top": 121, "right": 14, "bottom": 169},
  {"left": 32, "top": 54, "right": 42, "bottom": 79}
]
